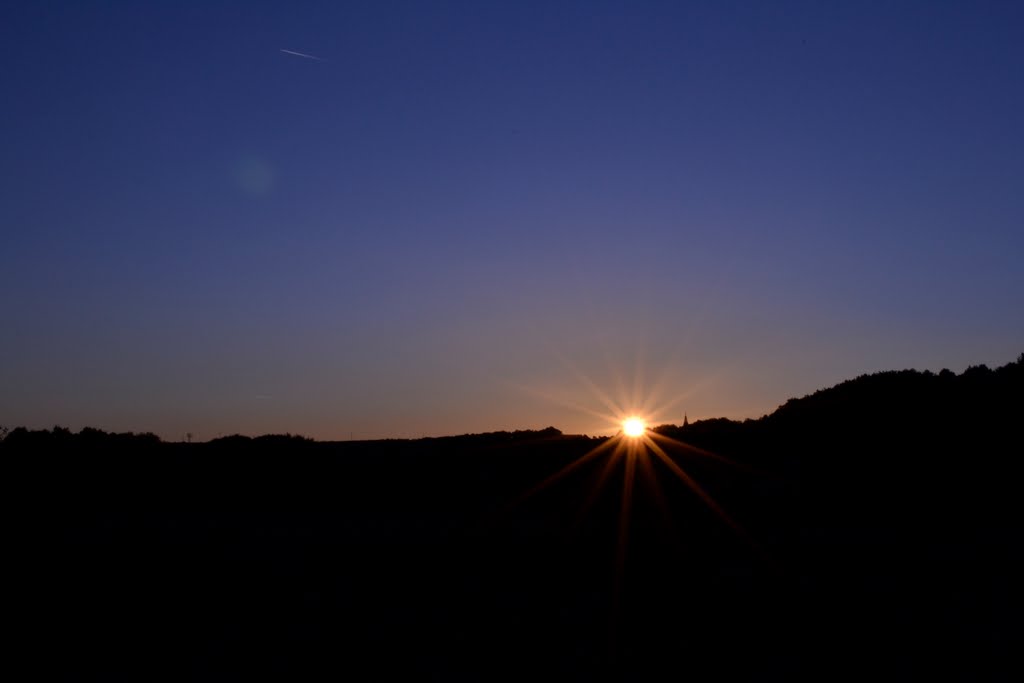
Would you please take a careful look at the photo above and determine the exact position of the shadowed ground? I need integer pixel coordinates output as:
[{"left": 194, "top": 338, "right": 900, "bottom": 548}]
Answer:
[{"left": 12, "top": 358, "right": 1024, "bottom": 680}]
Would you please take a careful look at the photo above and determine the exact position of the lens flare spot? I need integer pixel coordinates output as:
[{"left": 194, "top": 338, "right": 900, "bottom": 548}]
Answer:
[
  {"left": 233, "top": 156, "right": 275, "bottom": 195},
  {"left": 623, "top": 418, "right": 646, "bottom": 437}
]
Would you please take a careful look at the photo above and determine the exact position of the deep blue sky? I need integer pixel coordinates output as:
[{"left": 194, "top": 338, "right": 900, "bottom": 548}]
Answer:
[{"left": 3, "top": 1, "right": 1022, "bottom": 440}]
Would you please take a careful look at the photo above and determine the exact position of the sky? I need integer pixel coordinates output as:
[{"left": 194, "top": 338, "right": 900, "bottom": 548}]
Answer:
[{"left": 2, "top": 1, "right": 1022, "bottom": 440}]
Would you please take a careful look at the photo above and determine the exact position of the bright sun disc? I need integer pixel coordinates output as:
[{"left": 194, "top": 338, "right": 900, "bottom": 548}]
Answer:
[{"left": 623, "top": 418, "right": 646, "bottom": 437}]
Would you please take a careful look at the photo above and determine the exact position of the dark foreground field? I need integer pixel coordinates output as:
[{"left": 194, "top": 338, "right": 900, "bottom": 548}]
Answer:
[{"left": 10, "top": 358, "right": 1024, "bottom": 680}]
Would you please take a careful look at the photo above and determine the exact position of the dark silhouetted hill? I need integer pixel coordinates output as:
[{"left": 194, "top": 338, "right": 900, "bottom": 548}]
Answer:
[{"left": 7, "top": 355, "right": 1023, "bottom": 681}]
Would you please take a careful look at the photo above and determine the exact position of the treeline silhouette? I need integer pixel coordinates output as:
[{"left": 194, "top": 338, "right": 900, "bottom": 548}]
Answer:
[
  {"left": 1, "top": 424, "right": 568, "bottom": 449},
  {"left": 1, "top": 425, "right": 162, "bottom": 449},
  {"left": 7, "top": 358, "right": 1019, "bottom": 453},
  {"left": 10, "top": 355, "right": 1023, "bottom": 681}
]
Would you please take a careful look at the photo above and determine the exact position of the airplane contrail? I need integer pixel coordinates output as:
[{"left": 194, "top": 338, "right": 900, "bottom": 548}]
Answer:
[{"left": 280, "top": 48, "right": 325, "bottom": 61}]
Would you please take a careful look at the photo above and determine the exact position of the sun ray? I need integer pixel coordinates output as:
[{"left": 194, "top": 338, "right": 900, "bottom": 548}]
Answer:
[
  {"left": 647, "top": 430, "right": 740, "bottom": 468},
  {"left": 640, "top": 345, "right": 687, "bottom": 413},
  {"left": 510, "top": 381, "right": 619, "bottom": 426},
  {"left": 644, "top": 436, "right": 749, "bottom": 542},
  {"left": 573, "top": 438, "right": 628, "bottom": 527},
  {"left": 647, "top": 430, "right": 770, "bottom": 478},
  {"left": 556, "top": 351, "right": 629, "bottom": 422},
  {"left": 503, "top": 348, "right": 769, "bottom": 609},
  {"left": 616, "top": 445, "right": 638, "bottom": 577},
  {"left": 636, "top": 445, "right": 673, "bottom": 529},
  {"left": 601, "top": 345, "right": 632, "bottom": 421},
  {"left": 512, "top": 435, "right": 620, "bottom": 506},
  {"left": 630, "top": 346, "right": 646, "bottom": 415},
  {"left": 640, "top": 386, "right": 696, "bottom": 422}
]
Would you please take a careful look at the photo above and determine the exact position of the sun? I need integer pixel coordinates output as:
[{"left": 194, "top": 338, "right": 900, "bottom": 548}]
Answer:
[{"left": 622, "top": 418, "right": 646, "bottom": 437}]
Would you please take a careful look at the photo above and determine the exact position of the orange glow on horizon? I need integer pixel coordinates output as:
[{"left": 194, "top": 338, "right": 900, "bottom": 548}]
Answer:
[
  {"left": 510, "top": 362, "right": 752, "bottom": 602},
  {"left": 509, "top": 355, "right": 750, "bottom": 580}
]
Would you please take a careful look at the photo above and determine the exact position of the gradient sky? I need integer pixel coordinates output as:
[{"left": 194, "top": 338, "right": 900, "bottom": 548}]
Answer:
[{"left": 3, "top": 1, "right": 1022, "bottom": 440}]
